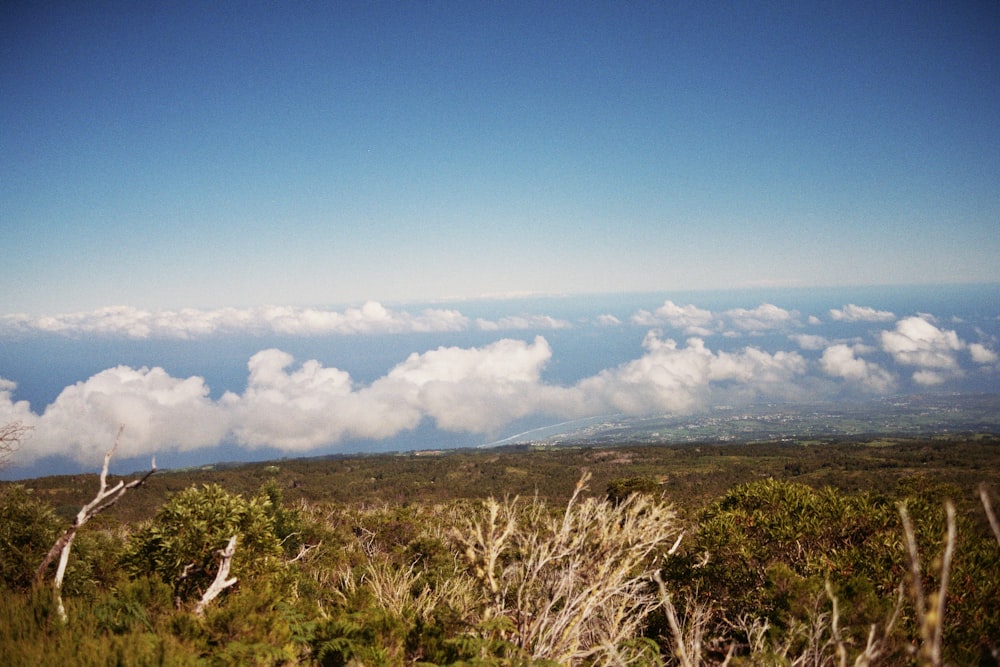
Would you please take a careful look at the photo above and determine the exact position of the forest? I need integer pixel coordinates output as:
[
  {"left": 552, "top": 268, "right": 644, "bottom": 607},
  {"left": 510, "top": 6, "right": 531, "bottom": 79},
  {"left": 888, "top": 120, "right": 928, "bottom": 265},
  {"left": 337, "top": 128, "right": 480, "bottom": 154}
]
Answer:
[{"left": 1, "top": 426, "right": 999, "bottom": 666}]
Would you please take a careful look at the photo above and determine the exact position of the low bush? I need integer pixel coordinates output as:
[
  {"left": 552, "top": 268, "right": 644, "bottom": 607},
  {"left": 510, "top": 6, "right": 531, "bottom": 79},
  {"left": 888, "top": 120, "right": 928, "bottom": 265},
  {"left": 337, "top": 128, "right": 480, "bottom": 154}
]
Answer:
[{"left": 3, "top": 444, "right": 998, "bottom": 665}]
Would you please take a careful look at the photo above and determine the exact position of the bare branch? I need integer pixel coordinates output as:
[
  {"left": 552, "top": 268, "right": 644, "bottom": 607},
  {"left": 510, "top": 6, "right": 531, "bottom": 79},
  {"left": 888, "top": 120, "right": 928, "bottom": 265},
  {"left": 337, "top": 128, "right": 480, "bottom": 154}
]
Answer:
[
  {"left": 980, "top": 484, "right": 1000, "bottom": 547},
  {"left": 287, "top": 541, "right": 321, "bottom": 564},
  {"left": 34, "top": 425, "right": 156, "bottom": 621},
  {"left": 899, "top": 500, "right": 956, "bottom": 667},
  {"left": 0, "top": 420, "right": 32, "bottom": 469},
  {"left": 194, "top": 536, "right": 238, "bottom": 616},
  {"left": 898, "top": 502, "right": 926, "bottom": 629}
]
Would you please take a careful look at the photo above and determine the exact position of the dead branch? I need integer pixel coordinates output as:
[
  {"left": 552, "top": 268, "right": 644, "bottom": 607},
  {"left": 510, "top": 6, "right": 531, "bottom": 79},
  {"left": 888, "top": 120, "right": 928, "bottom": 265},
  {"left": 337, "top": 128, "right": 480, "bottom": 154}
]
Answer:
[
  {"left": 34, "top": 425, "right": 156, "bottom": 621},
  {"left": 286, "top": 541, "right": 321, "bottom": 564},
  {"left": 899, "top": 500, "right": 956, "bottom": 667},
  {"left": 0, "top": 420, "right": 32, "bottom": 468},
  {"left": 194, "top": 535, "right": 238, "bottom": 616},
  {"left": 980, "top": 484, "right": 1000, "bottom": 547}
]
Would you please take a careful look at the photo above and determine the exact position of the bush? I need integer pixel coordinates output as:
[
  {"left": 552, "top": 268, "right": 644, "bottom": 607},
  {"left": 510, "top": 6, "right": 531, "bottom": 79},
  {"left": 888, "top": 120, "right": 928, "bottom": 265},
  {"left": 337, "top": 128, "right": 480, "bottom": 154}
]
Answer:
[
  {"left": 0, "top": 484, "right": 63, "bottom": 591},
  {"left": 607, "top": 475, "right": 662, "bottom": 504},
  {"left": 122, "top": 483, "right": 282, "bottom": 607}
]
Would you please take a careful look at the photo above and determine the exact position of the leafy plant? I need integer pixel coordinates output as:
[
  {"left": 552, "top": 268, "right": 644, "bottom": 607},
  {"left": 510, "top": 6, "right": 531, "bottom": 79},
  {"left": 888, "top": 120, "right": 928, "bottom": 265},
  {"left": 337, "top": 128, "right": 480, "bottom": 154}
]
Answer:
[
  {"left": 122, "top": 483, "right": 282, "bottom": 607},
  {"left": 0, "top": 484, "right": 63, "bottom": 591}
]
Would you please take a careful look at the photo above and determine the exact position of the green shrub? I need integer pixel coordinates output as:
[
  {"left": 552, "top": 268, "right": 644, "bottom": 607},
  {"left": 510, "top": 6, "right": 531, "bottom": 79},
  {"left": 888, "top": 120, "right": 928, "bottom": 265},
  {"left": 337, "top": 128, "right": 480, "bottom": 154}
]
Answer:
[
  {"left": 0, "top": 584, "right": 200, "bottom": 666},
  {"left": 0, "top": 484, "right": 63, "bottom": 591},
  {"left": 606, "top": 475, "right": 662, "bottom": 504},
  {"left": 122, "top": 483, "right": 282, "bottom": 606},
  {"left": 59, "top": 524, "right": 129, "bottom": 599}
]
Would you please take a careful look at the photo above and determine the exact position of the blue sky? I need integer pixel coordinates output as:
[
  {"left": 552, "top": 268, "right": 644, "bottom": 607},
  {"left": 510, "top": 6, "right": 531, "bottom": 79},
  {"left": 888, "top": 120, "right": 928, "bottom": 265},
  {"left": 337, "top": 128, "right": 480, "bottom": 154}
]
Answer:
[
  {"left": 2, "top": 4, "right": 999, "bottom": 477},
  {"left": 2, "top": 2, "right": 998, "bottom": 314}
]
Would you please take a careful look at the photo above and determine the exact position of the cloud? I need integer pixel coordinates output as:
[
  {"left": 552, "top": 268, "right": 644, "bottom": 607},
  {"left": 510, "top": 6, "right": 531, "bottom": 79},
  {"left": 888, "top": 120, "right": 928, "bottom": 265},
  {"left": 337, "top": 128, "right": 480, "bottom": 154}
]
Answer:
[
  {"left": 969, "top": 343, "right": 998, "bottom": 364},
  {"left": 876, "top": 315, "right": 999, "bottom": 385},
  {"left": 26, "top": 366, "right": 229, "bottom": 464},
  {"left": 3, "top": 332, "right": 823, "bottom": 469},
  {"left": 375, "top": 336, "right": 566, "bottom": 433},
  {"left": 722, "top": 304, "right": 798, "bottom": 332},
  {"left": 596, "top": 314, "right": 622, "bottom": 326},
  {"left": 820, "top": 344, "right": 896, "bottom": 393},
  {"left": 789, "top": 333, "right": 830, "bottom": 350},
  {"left": 9, "top": 291, "right": 996, "bottom": 471},
  {"left": 911, "top": 370, "right": 949, "bottom": 386},
  {"left": 576, "top": 333, "right": 807, "bottom": 415},
  {"left": 0, "top": 380, "right": 35, "bottom": 429},
  {"left": 0, "top": 302, "right": 471, "bottom": 339},
  {"left": 475, "top": 315, "right": 573, "bottom": 331},
  {"left": 222, "top": 349, "right": 419, "bottom": 450},
  {"left": 631, "top": 301, "right": 716, "bottom": 335},
  {"left": 880, "top": 316, "right": 964, "bottom": 372},
  {"left": 830, "top": 304, "right": 895, "bottom": 322}
]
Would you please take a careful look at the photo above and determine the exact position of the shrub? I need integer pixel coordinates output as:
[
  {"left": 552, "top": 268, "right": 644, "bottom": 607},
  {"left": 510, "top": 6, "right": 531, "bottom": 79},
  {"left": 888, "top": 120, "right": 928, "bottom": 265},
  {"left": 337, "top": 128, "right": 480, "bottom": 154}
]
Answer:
[
  {"left": 122, "top": 483, "right": 282, "bottom": 607},
  {"left": 607, "top": 475, "right": 662, "bottom": 504},
  {"left": 0, "top": 484, "right": 63, "bottom": 591}
]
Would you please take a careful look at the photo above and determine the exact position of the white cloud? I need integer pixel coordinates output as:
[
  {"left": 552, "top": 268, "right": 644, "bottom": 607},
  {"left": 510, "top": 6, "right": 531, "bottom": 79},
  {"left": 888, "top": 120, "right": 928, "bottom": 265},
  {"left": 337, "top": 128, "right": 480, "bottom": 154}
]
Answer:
[
  {"left": 880, "top": 316, "right": 964, "bottom": 370},
  {"left": 27, "top": 366, "right": 228, "bottom": 464},
  {"left": 576, "top": 333, "right": 807, "bottom": 415},
  {"left": 0, "top": 302, "right": 471, "bottom": 339},
  {"left": 879, "top": 316, "right": 970, "bottom": 385},
  {"left": 222, "top": 349, "right": 419, "bottom": 450},
  {"left": 723, "top": 304, "right": 798, "bottom": 332},
  {"left": 375, "top": 336, "right": 566, "bottom": 433},
  {"left": 820, "top": 344, "right": 896, "bottom": 393},
  {"left": 0, "top": 379, "right": 36, "bottom": 429},
  {"left": 912, "top": 370, "right": 949, "bottom": 386},
  {"left": 475, "top": 315, "right": 573, "bottom": 331},
  {"left": 969, "top": 343, "right": 998, "bottom": 364},
  {"left": 830, "top": 304, "right": 895, "bottom": 322},
  {"left": 596, "top": 314, "right": 622, "bottom": 326},
  {"left": 631, "top": 301, "right": 716, "bottom": 335},
  {"left": 3, "top": 331, "right": 826, "bottom": 469},
  {"left": 790, "top": 333, "right": 830, "bottom": 350}
]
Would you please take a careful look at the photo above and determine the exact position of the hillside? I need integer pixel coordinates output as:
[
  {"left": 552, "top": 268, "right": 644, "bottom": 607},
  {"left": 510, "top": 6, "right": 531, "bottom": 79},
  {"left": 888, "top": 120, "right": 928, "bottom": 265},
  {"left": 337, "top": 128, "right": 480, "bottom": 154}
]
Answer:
[{"left": 16, "top": 432, "right": 1000, "bottom": 524}]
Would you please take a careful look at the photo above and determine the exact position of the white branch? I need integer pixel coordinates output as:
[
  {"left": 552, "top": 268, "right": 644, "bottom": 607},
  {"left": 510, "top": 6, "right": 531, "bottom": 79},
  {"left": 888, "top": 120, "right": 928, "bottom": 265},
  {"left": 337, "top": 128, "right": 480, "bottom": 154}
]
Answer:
[
  {"left": 287, "top": 541, "right": 321, "bottom": 564},
  {"left": 194, "top": 535, "right": 239, "bottom": 616},
  {"left": 980, "top": 484, "right": 1000, "bottom": 547},
  {"left": 36, "top": 424, "right": 156, "bottom": 622}
]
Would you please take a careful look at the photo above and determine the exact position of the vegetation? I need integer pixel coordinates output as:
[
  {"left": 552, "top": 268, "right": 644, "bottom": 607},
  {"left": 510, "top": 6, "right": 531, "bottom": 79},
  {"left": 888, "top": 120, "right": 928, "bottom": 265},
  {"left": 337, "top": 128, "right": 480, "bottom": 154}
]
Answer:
[{"left": 1, "top": 433, "right": 999, "bottom": 665}]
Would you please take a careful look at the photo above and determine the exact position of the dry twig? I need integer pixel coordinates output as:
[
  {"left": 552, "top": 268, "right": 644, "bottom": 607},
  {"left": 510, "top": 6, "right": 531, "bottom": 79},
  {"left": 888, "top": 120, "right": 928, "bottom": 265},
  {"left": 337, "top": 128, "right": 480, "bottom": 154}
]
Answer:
[{"left": 899, "top": 500, "right": 956, "bottom": 667}]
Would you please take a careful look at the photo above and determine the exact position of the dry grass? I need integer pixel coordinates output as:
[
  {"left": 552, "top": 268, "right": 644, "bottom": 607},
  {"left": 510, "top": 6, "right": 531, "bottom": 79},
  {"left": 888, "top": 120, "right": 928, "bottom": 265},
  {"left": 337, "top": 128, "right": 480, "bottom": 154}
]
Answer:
[{"left": 452, "top": 472, "right": 682, "bottom": 665}]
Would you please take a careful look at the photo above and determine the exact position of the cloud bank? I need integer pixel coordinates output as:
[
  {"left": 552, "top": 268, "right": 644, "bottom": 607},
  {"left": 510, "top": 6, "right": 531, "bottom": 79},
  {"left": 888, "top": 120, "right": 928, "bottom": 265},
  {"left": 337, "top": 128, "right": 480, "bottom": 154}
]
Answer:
[
  {"left": 1, "top": 302, "right": 567, "bottom": 339},
  {"left": 830, "top": 304, "right": 896, "bottom": 322},
  {"left": 631, "top": 301, "right": 801, "bottom": 336},
  {"left": 2, "top": 301, "right": 996, "bottom": 470},
  {"left": 3, "top": 300, "right": 807, "bottom": 340},
  {"left": 0, "top": 333, "right": 823, "bottom": 467}
]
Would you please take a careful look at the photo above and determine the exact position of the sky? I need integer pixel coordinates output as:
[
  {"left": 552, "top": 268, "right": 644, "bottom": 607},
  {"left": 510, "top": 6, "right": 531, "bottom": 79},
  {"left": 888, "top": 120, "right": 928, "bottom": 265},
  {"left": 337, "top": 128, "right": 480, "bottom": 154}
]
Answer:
[
  {"left": 1, "top": 4, "right": 999, "bottom": 478},
  {"left": 2, "top": 2, "right": 999, "bottom": 314}
]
